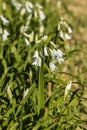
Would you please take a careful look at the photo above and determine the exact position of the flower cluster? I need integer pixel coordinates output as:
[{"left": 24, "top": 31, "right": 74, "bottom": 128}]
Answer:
[
  {"left": 0, "top": 1, "right": 72, "bottom": 73},
  {"left": 32, "top": 35, "right": 64, "bottom": 71},
  {"left": 58, "top": 17, "right": 72, "bottom": 40},
  {"left": 19, "top": 1, "right": 46, "bottom": 46}
]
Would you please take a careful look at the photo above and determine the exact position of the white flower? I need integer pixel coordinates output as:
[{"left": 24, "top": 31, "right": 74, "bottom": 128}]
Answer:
[
  {"left": 58, "top": 19, "right": 72, "bottom": 41},
  {"left": 25, "top": 38, "right": 30, "bottom": 46},
  {"left": 50, "top": 49, "right": 64, "bottom": 64},
  {"left": 29, "top": 31, "right": 34, "bottom": 42},
  {"left": 51, "top": 49, "right": 63, "bottom": 58},
  {"left": 65, "top": 33, "right": 71, "bottom": 40},
  {"left": 32, "top": 57, "right": 41, "bottom": 67},
  {"left": 64, "top": 81, "right": 72, "bottom": 100},
  {"left": 49, "top": 62, "right": 56, "bottom": 71},
  {"left": 11, "top": 0, "right": 22, "bottom": 11},
  {"left": 34, "top": 10, "right": 38, "bottom": 18},
  {"left": 2, "top": 30, "right": 10, "bottom": 41},
  {"left": 39, "top": 10, "right": 46, "bottom": 21},
  {"left": 23, "top": 32, "right": 29, "bottom": 38},
  {"left": 20, "top": 8, "right": 26, "bottom": 16},
  {"left": 50, "top": 49, "right": 56, "bottom": 61},
  {"left": 23, "top": 32, "right": 34, "bottom": 42},
  {"left": 32, "top": 50, "right": 41, "bottom": 67},
  {"left": 25, "top": 1, "right": 33, "bottom": 13},
  {"left": 35, "top": 3, "right": 43, "bottom": 9},
  {"left": 60, "top": 31, "right": 64, "bottom": 39},
  {"left": 60, "top": 31, "right": 71, "bottom": 41},
  {"left": 56, "top": 49, "right": 64, "bottom": 57},
  {"left": 44, "top": 46, "right": 48, "bottom": 56},
  {"left": 39, "top": 25, "right": 44, "bottom": 34},
  {"left": 56, "top": 49, "right": 64, "bottom": 64},
  {"left": 68, "top": 26, "right": 72, "bottom": 33},
  {"left": 20, "top": 25, "right": 28, "bottom": 33},
  {"left": 57, "top": 57, "right": 64, "bottom": 64},
  {"left": 41, "top": 35, "right": 48, "bottom": 42},
  {"left": 0, "top": 15, "right": 9, "bottom": 25},
  {"left": 54, "top": 49, "right": 64, "bottom": 64},
  {"left": 58, "top": 18, "right": 66, "bottom": 31},
  {"left": 33, "top": 50, "right": 38, "bottom": 58}
]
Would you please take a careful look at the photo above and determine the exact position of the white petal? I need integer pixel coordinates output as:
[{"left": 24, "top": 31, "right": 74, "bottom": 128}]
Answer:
[
  {"left": 32, "top": 56, "right": 41, "bottom": 67},
  {"left": 57, "top": 57, "right": 64, "bottom": 64},
  {"left": 56, "top": 49, "right": 64, "bottom": 57},
  {"left": 64, "top": 81, "right": 72, "bottom": 100},
  {"left": 35, "top": 3, "right": 43, "bottom": 9},
  {"left": 32, "top": 60, "right": 37, "bottom": 66},
  {"left": 49, "top": 62, "right": 56, "bottom": 71},
  {"left": 68, "top": 26, "right": 72, "bottom": 33},
  {"left": 34, "top": 10, "right": 38, "bottom": 18},
  {"left": 23, "top": 33, "right": 29, "bottom": 38},
  {"left": 27, "top": 1, "right": 33, "bottom": 9},
  {"left": 39, "top": 10, "right": 46, "bottom": 21},
  {"left": 20, "top": 8, "right": 26, "bottom": 16},
  {"left": 11, "top": 0, "right": 22, "bottom": 11},
  {"left": 0, "top": 15, "right": 9, "bottom": 25},
  {"left": 44, "top": 47, "right": 48, "bottom": 56},
  {"left": 28, "top": 31, "right": 34, "bottom": 42},
  {"left": 2, "top": 30, "right": 9, "bottom": 41},
  {"left": 33, "top": 50, "right": 39, "bottom": 58},
  {"left": 41, "top": 35, "right": 48, "bottom": 42},
  {"left": 25, "top": 1, "right": 33, "bottom": 13},
  {"left": 37, "top": 57, "right": 41, "bottom": 67},
  {"left": 39, "top": 25, "right": 44, "bottom": 34},
  {"left": 20, "top": 25, "right": 28, "bottom": 33},
  {"left": 65, "top": 33, "right": 71, "bottom": 40},
  {"left": 25, "top": 38, "right": 30, "bottom": 46},
  {"left": 60, "top": 31, "right": 64, "bottom": 39}
]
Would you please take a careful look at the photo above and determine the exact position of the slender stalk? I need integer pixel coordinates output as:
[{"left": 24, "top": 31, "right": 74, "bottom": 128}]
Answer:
[
  {"left": 20, "top": 105, "right": 23, "bottom": 130},
  {"left": 38, "top": 56, "right": 44, "bottom": 113}
]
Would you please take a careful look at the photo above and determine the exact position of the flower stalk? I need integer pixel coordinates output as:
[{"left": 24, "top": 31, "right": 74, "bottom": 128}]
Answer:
[{"left": 38, "top": 49, "right": 44, "bottom": 113}]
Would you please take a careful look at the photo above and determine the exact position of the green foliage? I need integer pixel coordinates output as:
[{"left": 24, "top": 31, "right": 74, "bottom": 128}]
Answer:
[{"left": 0, "top": 0, "right": 86, "bottom": 130}]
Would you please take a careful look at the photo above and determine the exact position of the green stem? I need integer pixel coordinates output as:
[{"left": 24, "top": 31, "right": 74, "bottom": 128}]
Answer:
[
  {"left": 20, "top": 105, "right": 23, "bottom": 130},
  {"left": 38, "top": 58, "right": 44, "bottom": 113}
]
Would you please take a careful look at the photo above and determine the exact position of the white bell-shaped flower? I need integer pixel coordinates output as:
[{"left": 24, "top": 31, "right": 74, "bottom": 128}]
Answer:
[
  {"left": 32, "top": 50, "right": 41, "bottom": 67},
  {"left": 0, "top": 15, "right": 9, "bottom": 25},
  {"left": 2, "top": 29, "right": 10, "bottom": 41},
  {"left": 44, "top": 46, "right": 48, "bottom": 56},
  {"left": 64, "top": 81, "right": 72, "bottom": 100},
  {"left": 49, "top": 62, "right": 56, "bottom": 71},
  {"left": 25, "top": 38, "right": 30, "bottom": 46}
]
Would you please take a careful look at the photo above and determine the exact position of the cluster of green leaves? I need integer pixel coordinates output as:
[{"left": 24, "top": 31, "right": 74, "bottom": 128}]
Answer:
[{"left": 0, "top": 0, "right": 86, "bottom": 130}]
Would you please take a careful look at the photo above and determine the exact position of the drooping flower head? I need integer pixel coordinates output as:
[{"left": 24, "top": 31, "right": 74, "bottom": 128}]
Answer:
[
  {"left": 58, "top": 18, "right": 72, "bottom": 41},
  {"left": 32, "top": 50, "right": 41, "bottom": 67}
]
